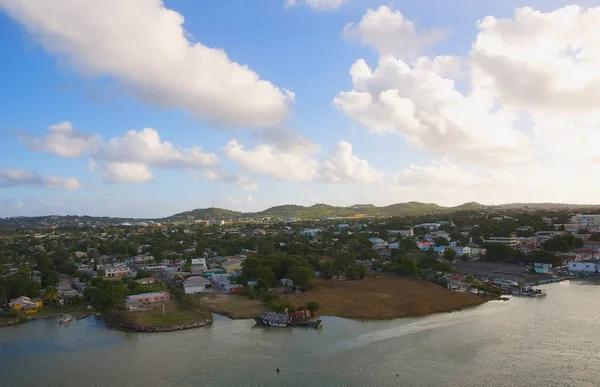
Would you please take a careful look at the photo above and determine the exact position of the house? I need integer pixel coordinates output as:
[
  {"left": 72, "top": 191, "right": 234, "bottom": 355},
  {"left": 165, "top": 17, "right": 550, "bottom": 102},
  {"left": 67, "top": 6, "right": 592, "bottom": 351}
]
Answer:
[
  {"left": 253, "top": 228, "right": 266, "bottom": 236},
  {"left": 74, "top": 251, "right": 87, "bottom": 258},
  {"left": 368, "top": 237, "right": 388, "bottom": 250},
  {"left": 388, "top": 242, "right": 400, "bottom": 249},
  {"left": 223, "top": 259, "right": 242, "bottom": 273},
  {"left": 76, "top": 263, "right": 91, "bottom": 272},
  {"left": 136, "top": 277, "right": 157, "bottom": 285},
  {"left": 414, "top": 223, "right": 441, "bottom": 230},
  {"left": 447, "top": 246, "right": 471, "bottom": 256},
  {"left": 280, "top": 278, "right": 293, "bottom": 287},
  {"left": 337, "top": 224, "right": 350, "bottom": 229},
  {"left": 104, "top": 264, "right": 132, "bottom": 278},
  {"left": 9, "top": 296, "right": 43, "bottom": 313},
  {"left": 183, "top": 276, "right": 213, "bottom": 294},
  {"left": 388, "top": 229, "right": 414, "bottom": 238},
  {"left": 484, "top": 236, "right": 519, "bottom": 248},
  {"left": 416, "top": 240, "right": 431, "bottom": 249},
  {"left": 127, "top": 292, "right": 170, "bottom": 304},
  {"left": 300, "top": 228, "right": 321, "bottom": 237},
  {"left": 191, "top": 258, "right": 207, "bottom": 270},
  {"left": 434, "top": 246, "right": 447, "bottom": 256}
]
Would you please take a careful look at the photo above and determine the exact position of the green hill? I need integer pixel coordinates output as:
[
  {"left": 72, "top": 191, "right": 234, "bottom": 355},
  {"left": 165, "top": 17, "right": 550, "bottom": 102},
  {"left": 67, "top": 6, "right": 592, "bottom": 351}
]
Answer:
[{"left": 168, "top": 207, "right": 243, "bottom": 221}]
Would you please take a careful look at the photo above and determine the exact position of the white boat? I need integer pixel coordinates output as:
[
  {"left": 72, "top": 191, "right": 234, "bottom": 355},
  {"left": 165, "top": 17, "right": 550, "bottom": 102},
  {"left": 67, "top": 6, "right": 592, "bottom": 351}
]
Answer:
[{"left": 58, "top": 314, "right": 73, "bottom": 324}]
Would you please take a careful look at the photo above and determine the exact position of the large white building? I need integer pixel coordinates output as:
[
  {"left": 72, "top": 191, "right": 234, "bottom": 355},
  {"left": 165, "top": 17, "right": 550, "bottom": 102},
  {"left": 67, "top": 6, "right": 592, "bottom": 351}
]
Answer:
[
  {"left": 104, "top": 264, "right": 132, "bottom": 278},
  {"left": 568, "top": 261, "right": 598, "bottom": 273},
  {"left": 571, "top": 214, "right": 600, "bottom": 230},
  {"left": 300, "top": 228, "right": 321, "bottom": 237},
  {"left": 368, "top": 237, "right": 388, "bottom": 250},
  {"left": 485, "top": 236, "right": 519, "bottom": 248}
]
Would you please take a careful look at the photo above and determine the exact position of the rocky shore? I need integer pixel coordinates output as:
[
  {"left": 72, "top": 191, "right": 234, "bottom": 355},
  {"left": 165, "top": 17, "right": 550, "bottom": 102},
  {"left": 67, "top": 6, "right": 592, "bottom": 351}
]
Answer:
[
  {"left": 103, "top": 316, "right": 213, "bottom": 332},
  {"left": 0, "top": 319, "right": 20, "bottom": 328}
]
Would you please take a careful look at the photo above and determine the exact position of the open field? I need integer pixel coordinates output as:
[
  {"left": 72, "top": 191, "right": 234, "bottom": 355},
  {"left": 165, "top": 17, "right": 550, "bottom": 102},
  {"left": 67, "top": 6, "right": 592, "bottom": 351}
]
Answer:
[
  {"left": 109, "top": 301, "right": 211, "bottom": 327},
  {"left": 190, "top": 294, "right": 266, "bottom": 319},
  {"left": 281, "top": 276, "right": 487, "bottom": 320}
]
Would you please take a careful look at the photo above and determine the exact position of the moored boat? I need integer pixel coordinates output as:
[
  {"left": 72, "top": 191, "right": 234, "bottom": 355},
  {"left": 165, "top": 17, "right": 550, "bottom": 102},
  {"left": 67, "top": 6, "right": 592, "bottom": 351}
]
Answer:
[
  {"left": 512, "top": 287, "right": 546, "bottom": 297},
  {"left": 254, "top": 311, "right": 289, "bottom": 327},
  {"left": 58, "top": 314, "right": 73, "bottom": 324}
]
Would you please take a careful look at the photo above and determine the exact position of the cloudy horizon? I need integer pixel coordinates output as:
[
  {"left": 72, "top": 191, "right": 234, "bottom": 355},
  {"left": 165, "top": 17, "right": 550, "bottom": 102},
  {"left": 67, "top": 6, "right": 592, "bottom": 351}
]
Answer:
[{"left": 2, "top": 0, "right": 600, "bottom": 218}]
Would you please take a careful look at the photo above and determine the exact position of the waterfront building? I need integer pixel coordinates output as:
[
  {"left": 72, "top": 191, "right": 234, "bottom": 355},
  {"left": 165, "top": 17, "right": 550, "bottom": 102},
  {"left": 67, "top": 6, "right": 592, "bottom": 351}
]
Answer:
[
  {"left": 568, "top": 261, "right": 598, "bottom": 273},
  {"left": 127, "top": 292, "right": 170, "bottom": 304}
]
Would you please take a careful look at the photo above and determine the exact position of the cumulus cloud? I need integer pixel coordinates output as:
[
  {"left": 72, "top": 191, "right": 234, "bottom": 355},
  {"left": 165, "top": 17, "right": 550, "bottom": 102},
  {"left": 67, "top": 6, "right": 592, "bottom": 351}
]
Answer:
[
  {"left": 0, "top": 168, "right": 82, "bottom": 190},
  {"left": 203, "top": 169, "right": 258, "bottom": 191},
  {"left": 334, "top": 56, "right": 530, "bottom": 164},
  {"left": 0, "top": 0, "right": 292, "bottom": 127},
  {"left": 285, "top": 0, "right": 346, "bottom": 12},
  {"left": 343, "top": 6, "right": 449, "bottom": 59},
  {"left": 100, "top": 162, "right": 153, "bottom": 184},
  {"left": 319, "top": 141, "right": 383, "bottom": 183},
  {"left": 224, "top": 139, "right": 383, "bottom": 184},
  {"left": 24, "top": 121, "right": 102, "bottom": 158},
  {"left": 23, "top": 122, "right": 254, "bottom": 187},
  {"left": 471, "top": 6, "right": 600, "bottom": 122},
  {"left": 224, "top": 139, "right": 319, "bottom": 181}
]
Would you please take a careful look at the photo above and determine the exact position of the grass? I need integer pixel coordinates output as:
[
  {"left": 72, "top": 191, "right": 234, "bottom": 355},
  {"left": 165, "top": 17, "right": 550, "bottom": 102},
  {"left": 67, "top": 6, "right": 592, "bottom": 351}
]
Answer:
[
  {"left": 281, "top": 275, "right": 488, "bottom": 320},
  {"left": 111, "top": 301, "right": 211, "bottom": 327},
  {"left": 187, "top": 294, "right": 266, "bottom": 319}
]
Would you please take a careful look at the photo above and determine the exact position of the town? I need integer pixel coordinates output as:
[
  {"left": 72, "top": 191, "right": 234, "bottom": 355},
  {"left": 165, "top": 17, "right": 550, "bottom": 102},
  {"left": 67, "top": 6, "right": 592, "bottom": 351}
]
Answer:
[{"left": 2, "top": 204, "right": 600, "bottom": 330}]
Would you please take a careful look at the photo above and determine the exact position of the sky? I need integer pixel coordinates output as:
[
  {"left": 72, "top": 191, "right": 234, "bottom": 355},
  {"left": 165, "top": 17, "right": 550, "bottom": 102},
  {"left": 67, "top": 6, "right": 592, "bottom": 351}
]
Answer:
[{"left": 2, "top": 0, "right": 600, "bottom": 218}]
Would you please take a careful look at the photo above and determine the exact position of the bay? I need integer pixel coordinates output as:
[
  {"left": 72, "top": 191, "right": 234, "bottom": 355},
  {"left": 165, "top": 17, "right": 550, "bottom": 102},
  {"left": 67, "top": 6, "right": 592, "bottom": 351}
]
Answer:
[{"left": 1, "top": 281, "right": 599, "bottom": 387}]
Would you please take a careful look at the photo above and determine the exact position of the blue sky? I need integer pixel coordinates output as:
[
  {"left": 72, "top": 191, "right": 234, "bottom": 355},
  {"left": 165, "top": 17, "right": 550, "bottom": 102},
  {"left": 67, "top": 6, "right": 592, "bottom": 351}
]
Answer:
[{"left": 1, "top": 0, "right": 600, "bottom": 217}]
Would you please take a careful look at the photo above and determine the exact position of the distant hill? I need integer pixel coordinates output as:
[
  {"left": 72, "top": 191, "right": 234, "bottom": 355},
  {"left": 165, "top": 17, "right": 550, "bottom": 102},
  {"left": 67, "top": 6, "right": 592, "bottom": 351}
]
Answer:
[
  {"left": 168, "top": 207, "right": 243, "bottom": 221},
  {"left": 1, "top": 201, "right": 598, "bottom": 230}
]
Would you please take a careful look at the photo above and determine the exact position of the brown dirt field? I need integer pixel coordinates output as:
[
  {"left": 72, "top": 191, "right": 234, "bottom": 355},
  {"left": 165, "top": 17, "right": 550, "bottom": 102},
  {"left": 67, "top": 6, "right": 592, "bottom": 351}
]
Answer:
[
  {"left": 193, "top": 294, "right": 267, "bottom": 319},
  {"left": 281, "top": 276, "right": 487, "bottom": 320}
]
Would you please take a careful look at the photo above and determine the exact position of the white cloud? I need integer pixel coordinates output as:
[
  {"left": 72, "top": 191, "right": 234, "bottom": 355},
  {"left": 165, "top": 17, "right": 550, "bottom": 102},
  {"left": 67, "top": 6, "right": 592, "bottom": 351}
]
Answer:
[
  {"left": 23, "top": 122, "right": 254, "bottom": 187},
  {"left": 0, "top": 168, "right": 82, "bottom": 190},
  {"left": 224, "top": 139, "right": 319, "bottom": 181},
  {"left": 334, "top": 56, "right": 530, "bottom": 164},
  {"left": 343, "top": 6, "right": 449, "bottom": 59},
  {"left": 224, "top": 139, "right": 383, "bottom": 184},
  {"left": 24, "top": 121, "right": 102, "bottom": 158},
  {"left": 100, "top": 162, "right": 153, "bottom": 184},
  {"left": 0, "top": 0, "right": 292, "bottom": 127},
  {"left": 471, "top": 6, "right": 600, "bottom": 122},
  {"left": 203, "top": 169, "right": 257, "bottom": 191},
  {"left": 319, "top": 141, "right": 383, "bottom": 183},
  {"left": 285, "top": 0, "right": 346, "bottom": 12},
  {"left": 101, "top": 128, "right": 218, "bottom": 169}
]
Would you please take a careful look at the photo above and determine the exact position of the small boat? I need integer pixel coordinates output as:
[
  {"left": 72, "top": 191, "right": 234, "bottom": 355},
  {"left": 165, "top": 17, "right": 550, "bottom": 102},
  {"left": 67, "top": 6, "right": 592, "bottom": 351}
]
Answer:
[
  {"left": 58, "top": 314, "right": 73, "bottom": 324},
  {"left": 512, "top": 287, "right": 546, "bottom": 297}
]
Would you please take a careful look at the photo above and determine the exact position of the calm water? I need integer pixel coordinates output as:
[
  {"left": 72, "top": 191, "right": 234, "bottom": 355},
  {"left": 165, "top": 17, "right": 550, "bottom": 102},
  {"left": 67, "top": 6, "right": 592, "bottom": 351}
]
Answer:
[{"left": 2, "top": 281, "right": 599, "bottom": 387}]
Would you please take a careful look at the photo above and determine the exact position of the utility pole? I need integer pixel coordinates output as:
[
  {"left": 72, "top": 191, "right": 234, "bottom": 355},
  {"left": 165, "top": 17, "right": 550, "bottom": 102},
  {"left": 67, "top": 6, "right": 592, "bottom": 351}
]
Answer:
[{"left": 162, "top": 303, "right": 165, "bottom": 315}]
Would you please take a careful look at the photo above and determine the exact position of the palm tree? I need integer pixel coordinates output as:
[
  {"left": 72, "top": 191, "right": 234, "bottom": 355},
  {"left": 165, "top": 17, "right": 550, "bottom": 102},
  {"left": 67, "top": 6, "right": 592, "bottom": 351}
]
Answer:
[{"left": 42, "top": 286, "right": 58, "bottom": 306}]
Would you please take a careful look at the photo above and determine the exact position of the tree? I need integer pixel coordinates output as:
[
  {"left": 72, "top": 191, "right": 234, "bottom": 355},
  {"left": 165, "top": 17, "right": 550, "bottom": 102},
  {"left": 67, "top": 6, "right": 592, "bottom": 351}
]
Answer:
[
  {"left": 434, "top": 238, "right": 449, "bottom": 246},
  {"left": 306, "top": 301, "right": 320, "bottom": 313},
  {"left": 332, "top": 251, "right": 356, "bottom": 272},
  {"left": 183, "top": 258, "right": 192, "bottom": 272},
  {"left": 41, "top": 270, "right": 60, "bottom": 288},
  {"left": 42, "top": 286, "right": 58, "bottom": 305},
  {"left": 290, "top": 266, "right": 314, "bottom": 289},
  {"left": 256, "top": 266, "right": 275, "bottom": 287},
  {"left": 392, "top": 256, "right": 419, "bottom": 276},
  {"left": 443, "top": 248, "right": 458, "bottom": 262}
]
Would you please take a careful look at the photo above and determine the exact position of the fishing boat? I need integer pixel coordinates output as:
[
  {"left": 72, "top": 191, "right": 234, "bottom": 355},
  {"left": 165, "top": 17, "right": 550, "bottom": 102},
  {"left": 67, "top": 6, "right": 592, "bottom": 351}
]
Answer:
[
  {"left": 254, "top": 311, "right": 289, "bottom": 327},
  {"left": 254, "top": 309, "right": 323, "bottom": 329},
  {"left": 512, "top": 287, "right": 547, "bottom": 297},
  {"left": 58, "top": 314, "right": 73, "bottom": 324}
]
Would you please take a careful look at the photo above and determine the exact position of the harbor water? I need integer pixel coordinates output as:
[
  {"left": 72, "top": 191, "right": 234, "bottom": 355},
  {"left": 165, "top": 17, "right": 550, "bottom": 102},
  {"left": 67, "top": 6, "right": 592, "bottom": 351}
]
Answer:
[{"left": 2, "top": 280, "right": 599, "bottom": 387}]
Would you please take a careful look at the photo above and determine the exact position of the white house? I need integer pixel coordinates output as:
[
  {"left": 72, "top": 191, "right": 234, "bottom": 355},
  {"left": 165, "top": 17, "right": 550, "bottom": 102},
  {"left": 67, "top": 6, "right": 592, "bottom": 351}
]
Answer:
[
  {"left": 300, "top": 228, "right": 321, "bottom": 237},
  {"left": 179, "top": 258, "right": 207, "bottom": 270},
  {"left": 368, "top": 237, "right": 388, "bottom": 250},
  {"left": 183, "top": 276, "right": 213, "bottom": 294},
  {"left": 104, "top": 264, "right": 131, "bottom": 278},
  {"left": 568, "top": 261, "right": 598, "bottom": 273},
  {"left": 447, "top": 246, "right": 471, "bottom": 256}
]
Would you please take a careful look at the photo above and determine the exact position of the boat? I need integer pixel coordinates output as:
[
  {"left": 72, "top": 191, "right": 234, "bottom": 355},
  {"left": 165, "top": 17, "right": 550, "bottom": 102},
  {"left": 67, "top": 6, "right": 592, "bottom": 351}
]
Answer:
[
  {"left": 512, "top": 287, "right": 547, "bottom": 297},
  {"left": 58, "top": 314, "right": 73, "bottom": 324},
  {"left": 254, "top": 311, "right": 289, "bottom": 327},
  {"left": 493, "top": 278, "right": 519, "bottom": 287},
  {"left": 254, "top": 309, "right": 323, "bottom": 329}
]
